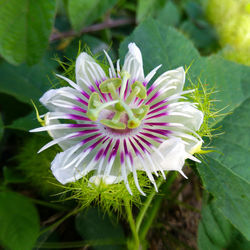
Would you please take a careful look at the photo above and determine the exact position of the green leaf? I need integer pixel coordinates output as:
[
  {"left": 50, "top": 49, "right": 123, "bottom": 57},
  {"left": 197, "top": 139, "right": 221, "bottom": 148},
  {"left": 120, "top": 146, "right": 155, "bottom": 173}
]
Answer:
[
  {"left": 7, "top": 111, "right": 40, "bottom": 132},
  {"left": 190, "top": 55, "right": 250, "bottom": 116},
  {"left": 198, "top": 98, "right": 250, "bottom": 240},
  {"left": 184, "top": 1, "right": 203, "bottom": 20},
  {"left": 136, "top": 0, "right": 165, "bottom": 23},
  {"left": 68, "top": 0, "right": 118, "bottom": 31},
  {"left": 198, "top": 193, "right": 250, "bottom": 249},
  {"left": 0, "top": 52, "right": 57, "bottom": 104},
  {"left": 0, "top": 191, "right": 40, "bottom": 250},
  {"left": 75, "top": 207, "right": 126, "bottom": 250},
  {"left": 198, "top": 194, "right": 232, "bottom": 249},
  {"left": 0, "top": 0, "right": 56, "bottom": 65},
  {"left": 205, "top": 97, "right": 250, "bottom": 182},
  {"left": 180, "top": 20, "right": 217, "bottom": 50},
  {"left": 156, "top": 0, "right": 180, "bottom": 27}
]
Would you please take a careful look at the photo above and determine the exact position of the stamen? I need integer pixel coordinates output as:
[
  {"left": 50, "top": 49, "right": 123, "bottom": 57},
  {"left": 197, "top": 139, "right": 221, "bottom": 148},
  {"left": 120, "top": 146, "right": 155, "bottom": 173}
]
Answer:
[
  {"left": 121, "top": 101, "right": 140, "bottom": 129},
  {"left": 125, "top": 81, "right": 147, "bottom": 104},
  {"left": 87, "top": 92, "right": 118, "bottom": 121},
  {"left": 100, "top": 111, "right": 126, "bottom": 130},
  {"left": 100, "top": 78, "right": 121, "bottom": 100},
  {"left": 132, "top": 105, "right": 149, "bottom": 120},
  {"left": 87, "top": 74, "right": 149, "bottom": 129}
]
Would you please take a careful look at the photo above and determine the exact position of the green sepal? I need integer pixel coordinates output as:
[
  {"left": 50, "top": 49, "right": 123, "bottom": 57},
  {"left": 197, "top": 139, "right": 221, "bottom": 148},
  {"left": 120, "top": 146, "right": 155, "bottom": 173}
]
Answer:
[{"left": 31, "top": 100, "right": 45, "bottom": 126}]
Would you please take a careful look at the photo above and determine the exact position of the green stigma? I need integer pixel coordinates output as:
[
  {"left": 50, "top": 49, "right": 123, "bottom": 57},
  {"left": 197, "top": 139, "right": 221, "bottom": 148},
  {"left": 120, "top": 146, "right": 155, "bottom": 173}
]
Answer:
[{"left": 86, "top": 72, "right": 148, "bottom": 129}]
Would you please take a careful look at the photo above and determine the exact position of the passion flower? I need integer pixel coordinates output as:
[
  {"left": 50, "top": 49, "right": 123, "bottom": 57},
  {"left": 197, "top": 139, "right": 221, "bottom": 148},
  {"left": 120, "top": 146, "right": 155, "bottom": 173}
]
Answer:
[{"left": 31, "top": 43, "right": 203, "bottom": 195}]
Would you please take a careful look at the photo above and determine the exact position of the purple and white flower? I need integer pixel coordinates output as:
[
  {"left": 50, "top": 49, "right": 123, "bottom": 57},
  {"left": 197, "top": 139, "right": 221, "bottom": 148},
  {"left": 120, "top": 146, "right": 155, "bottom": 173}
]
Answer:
[{"left": 30, "top": 43, "right": 203, "bottom": 195}]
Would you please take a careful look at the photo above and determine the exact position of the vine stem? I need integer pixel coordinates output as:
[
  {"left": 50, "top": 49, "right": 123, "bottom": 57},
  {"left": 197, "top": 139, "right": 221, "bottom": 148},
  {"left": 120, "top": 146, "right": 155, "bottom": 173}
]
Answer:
[
  {"left": 50, "top": 18, "right": 135, "bottom": 42},
  {"left": 139, "top": 173, "right": 177, "bottom": 241},
  {"left": 124, "top": 199, "right": 140, "bottom": 249},
  {"left": 135, "top": 176, "right": 166, "bottom": 233}
]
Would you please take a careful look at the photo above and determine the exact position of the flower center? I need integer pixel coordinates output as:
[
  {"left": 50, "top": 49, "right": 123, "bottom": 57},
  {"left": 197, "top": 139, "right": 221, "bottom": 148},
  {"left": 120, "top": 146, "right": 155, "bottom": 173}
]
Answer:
[{"left": 86, "top": 71, "right": 149, "bottom": 129}]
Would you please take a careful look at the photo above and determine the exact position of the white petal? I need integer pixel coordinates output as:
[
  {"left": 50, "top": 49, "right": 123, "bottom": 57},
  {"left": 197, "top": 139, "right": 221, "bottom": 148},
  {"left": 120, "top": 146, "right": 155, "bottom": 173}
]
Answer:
[
  {"left": 148, "top": 67, "right": 185, "bottom": 99},
  {"left": 154, "top": 138, "right": 188, "bottom": 175},
  {"left": 135, "top": 138, "right": 196, "bottom": 178},
  {"left": 40, "top": 87, "right": 86, "bottom": 113},
  {"left": 122, "top": 43, "right": 144, "bottom": 83},
  {"left": 103, "top": 50, "right": 116, "bottom": 78},
  {"left": 75, "top": 52, "right": 106, "bottom": 90},
  {"left": 51, "top": 143, "right": 102, "bottom": 184},
  {"left": 44, "top": 113, "right": 83, "bottom": 150},
  {"left": 167, "top": 103, "right": 204, "bottom": 131},
  {"left": 145, "top": 64, "right": 162, "bottom": 83},
  {"left": 51, "top": 149, "right": 84, "bottom": 184}
]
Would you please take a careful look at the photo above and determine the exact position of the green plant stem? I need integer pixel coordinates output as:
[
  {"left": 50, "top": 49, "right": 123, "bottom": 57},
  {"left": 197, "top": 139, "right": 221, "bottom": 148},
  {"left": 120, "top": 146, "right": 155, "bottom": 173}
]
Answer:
[
  {"left": 135, "top": 176, "right": 165, "bottom": 233},
  {"left": 137, "top": 173, "right": 178, "bottom": 241},
  {"left": 39, "top": 206, "right": 82, "bottom": 236},
  {"left": 124, "top": 199, "right": 140, "bottom": 249}
]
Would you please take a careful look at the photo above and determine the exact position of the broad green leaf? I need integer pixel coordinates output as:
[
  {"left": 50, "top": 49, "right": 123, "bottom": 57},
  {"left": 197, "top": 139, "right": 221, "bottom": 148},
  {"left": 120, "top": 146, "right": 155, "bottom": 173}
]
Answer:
[
  {"left": 68, "top": 0, "right": 118, "bottom": 31},
  {"left": 0, "top": 52, "right": 57, "bottom": 104},
  {"left": 181, "top": 20, "right": 217, "bottom": 50},
  {"left": 198, "top": 193, "right": 250, "bottom": 249},
  {"left": 190, "top": 55, "right": 250, "bottom": 115},
  {"left": 198, "top": 222, "right": 221, "bottom": 250},
  {"left": 184, "top": 1, "right": 204, "bottom": 20},
  {"left": 198, "top": 194, "right": 232, "bottom": 249},
  {"left": 136, "top": 0, "right": 165, "bottom": 23},
  {"left": 203, "top": 97, "right": 250, "bottom": 182},
  {"left": 198, "top": 98, "right": 250, "bottom": 240},
  {"left": 7, "top": 111, "right": 40, "bottom": 132},
  {"left": 156, "top": 0, "right": 180, "bottom": 27},
  {"left": 0, "top": 191, "right": 40, "bottom": 250},
  {"left": 0, "top": 0, "right": 56, "bottom": 65},
  {"left": 75, "top": 207, "right": 126, "bottom": 249}
]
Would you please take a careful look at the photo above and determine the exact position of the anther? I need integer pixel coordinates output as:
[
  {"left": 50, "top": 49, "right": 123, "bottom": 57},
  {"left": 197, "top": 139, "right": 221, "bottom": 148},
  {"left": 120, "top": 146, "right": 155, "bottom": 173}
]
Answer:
[
  {"left": 132, "top": 105, "right": 149, "bottom": 120},
  {"left": 122, "top": 102, "right": 140, "bottom": 129},
  {"left": 125, "top": 81, "right": 147, "bottom": 104},
  {"left": 100, "top": 78, "right": 121, "bottom": 100}
]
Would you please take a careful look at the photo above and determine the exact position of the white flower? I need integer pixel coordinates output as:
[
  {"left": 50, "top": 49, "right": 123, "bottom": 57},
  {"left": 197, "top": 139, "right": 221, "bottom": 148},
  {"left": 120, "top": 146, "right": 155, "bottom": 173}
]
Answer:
[{"left": 30, "top": 43, "right": 203, "bottom": 195}]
